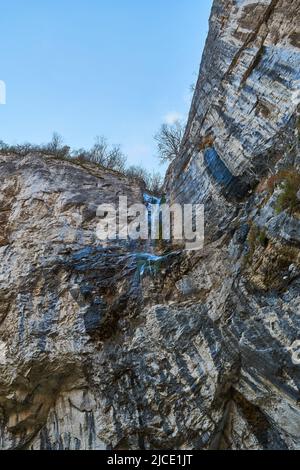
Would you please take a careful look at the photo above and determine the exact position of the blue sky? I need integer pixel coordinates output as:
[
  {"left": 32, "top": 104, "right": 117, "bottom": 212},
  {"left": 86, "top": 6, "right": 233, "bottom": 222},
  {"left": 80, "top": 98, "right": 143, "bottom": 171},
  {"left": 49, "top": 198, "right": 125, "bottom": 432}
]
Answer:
[{"left": 0, "top": 0, "right": 212, "bottom": 171}]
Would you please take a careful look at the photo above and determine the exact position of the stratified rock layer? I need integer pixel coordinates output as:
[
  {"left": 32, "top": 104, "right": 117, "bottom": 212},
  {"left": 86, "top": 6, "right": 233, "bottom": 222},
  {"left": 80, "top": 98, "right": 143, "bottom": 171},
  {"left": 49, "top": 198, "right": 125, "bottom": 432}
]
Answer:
[{"left": 0, "top": 0, "right": 300, "bottom": 450}]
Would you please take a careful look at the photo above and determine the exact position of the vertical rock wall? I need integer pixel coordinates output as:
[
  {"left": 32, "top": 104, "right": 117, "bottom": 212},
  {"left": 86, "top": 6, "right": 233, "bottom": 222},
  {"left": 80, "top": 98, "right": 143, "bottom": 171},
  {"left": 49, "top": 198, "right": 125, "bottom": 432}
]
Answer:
[{"left": 0, "top": 0, "right": 300, "bottom": 450}]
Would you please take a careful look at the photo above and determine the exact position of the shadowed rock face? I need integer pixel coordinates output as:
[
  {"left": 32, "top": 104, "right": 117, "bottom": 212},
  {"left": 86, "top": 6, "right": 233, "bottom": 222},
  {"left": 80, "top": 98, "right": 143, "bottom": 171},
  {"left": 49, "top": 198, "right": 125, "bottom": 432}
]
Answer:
[
  {"left": 0, "top": 0, "right": 300, "bottom": 450},
  {"left": 204, "top": 147, "right": 251, "bottom": 199}
]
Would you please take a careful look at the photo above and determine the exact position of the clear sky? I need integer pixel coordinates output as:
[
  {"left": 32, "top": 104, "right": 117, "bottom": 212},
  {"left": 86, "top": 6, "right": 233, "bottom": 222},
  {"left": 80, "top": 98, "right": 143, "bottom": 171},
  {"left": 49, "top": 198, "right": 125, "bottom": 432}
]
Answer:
[{"left": 0, "top": 0, "right": 212, "bottom": 171}]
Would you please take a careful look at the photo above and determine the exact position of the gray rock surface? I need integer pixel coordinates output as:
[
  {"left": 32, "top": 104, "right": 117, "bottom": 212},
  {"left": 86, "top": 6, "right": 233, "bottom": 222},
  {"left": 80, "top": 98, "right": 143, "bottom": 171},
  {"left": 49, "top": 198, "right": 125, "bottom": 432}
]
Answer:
[{"left": 0, "top": 0, "right": 300, "bottom": 450}]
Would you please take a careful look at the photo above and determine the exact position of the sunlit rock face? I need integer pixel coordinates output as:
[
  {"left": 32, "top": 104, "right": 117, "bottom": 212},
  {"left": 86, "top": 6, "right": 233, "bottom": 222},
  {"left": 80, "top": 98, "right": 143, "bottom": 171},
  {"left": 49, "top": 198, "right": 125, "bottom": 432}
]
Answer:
[
  {"left": 0, "top": 0, "right": 300, "bottom": 450},
  {"left": 0, "top": 154, "right": 147, "bottom": 449},
  {"left": 167, "top": 0, "right": 300, "bottom": 206},
  {"left": 185, "top": 0, "right": 299, "bottom": 173},
  {"left": 164, "top": 0, "right": 300, "bottom": 450}
]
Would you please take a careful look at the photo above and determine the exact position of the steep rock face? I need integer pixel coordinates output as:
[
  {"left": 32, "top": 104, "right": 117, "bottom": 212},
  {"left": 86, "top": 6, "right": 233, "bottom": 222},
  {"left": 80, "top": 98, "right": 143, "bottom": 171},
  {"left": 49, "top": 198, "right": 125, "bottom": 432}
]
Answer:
[
  {"left": 164, "top": 0, "right": 300, "bottom": 450},
  {"left": 0, "top": 155, "right": 146, "bottom": 449},
  {"left": 172, "top": 0, "right": 300, "bottom": 180},
  {"left": 1, "top": 0, "right": 300, "bottom": 450}
]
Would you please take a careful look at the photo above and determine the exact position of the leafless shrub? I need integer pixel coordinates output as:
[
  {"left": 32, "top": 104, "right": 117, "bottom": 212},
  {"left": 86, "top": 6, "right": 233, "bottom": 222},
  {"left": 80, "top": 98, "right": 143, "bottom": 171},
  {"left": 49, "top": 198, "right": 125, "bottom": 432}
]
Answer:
[
  {"left": 0, "top": 134, "right": 163, "bottom": 194},
  {"left": 126, "top": 165, "right": 163, "bottom": 194}
]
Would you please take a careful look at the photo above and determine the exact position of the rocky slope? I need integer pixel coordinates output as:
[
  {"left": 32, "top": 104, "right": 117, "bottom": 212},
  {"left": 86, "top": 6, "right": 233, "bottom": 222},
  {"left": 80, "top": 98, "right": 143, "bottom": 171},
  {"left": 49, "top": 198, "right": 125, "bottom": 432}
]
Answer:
[{"left": 0, "top": 0, "right": 300, "bottom": 450}]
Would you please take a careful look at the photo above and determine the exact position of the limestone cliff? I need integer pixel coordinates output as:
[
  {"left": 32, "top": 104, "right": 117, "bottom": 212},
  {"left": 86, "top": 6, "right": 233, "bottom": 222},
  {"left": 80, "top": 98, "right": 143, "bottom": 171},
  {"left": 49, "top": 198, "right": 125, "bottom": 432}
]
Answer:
[{"left": 0, "top": 0, "right": 300, "bottom": 450}]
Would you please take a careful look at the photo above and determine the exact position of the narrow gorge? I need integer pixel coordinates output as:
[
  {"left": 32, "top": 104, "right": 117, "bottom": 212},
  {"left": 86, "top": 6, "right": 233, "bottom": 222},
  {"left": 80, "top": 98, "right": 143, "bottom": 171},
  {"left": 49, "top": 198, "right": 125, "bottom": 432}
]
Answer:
[{"left": 0, "top": 0, "right": 300, "bottom": 450}]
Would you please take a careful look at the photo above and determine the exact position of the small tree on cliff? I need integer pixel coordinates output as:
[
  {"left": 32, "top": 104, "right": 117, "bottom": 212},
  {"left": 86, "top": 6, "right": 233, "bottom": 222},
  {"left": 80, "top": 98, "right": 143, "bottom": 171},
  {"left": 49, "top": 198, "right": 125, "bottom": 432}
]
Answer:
[
  {"left": 77, "top": 136, "right": 127, "bottom": 172},
  {"left": 155, "top": 121, "right": 184, "bottom": 163},
  {"left": 45, "top": 132, "right": 70, "bottom": 158},
  {"left": 126, "top": 165, "right": 163, "bottom": 195}
]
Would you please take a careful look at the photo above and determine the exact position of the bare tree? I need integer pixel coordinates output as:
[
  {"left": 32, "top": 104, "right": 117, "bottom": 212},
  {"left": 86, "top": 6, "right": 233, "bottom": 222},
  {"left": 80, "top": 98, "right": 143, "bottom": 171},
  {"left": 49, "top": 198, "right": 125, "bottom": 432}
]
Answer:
[
  {"left": 105, "top": 144, "right": 127, "bottom": 173},
  {"left": 126, "top": 165, "right": 163, "bottom": 195},
  {"left": 0, "top": 141, "right": 9, "bottom": 154},
  {"left": 45, "top": 132, "right": 70, "bottom": 157},
  {"left": 155, "top": 121, "right": 184, "bottom": 163},
  {"left": 87, "top": 137, "right": 125, "bottom": 172},
  {"left": 147, "top": 171, "right": 163, "bottom": 194},
  {"left": 89, "top": 136, "right": 108, "bottom": 165},
  {"left": 126, "top": 165, "right": 148, "bottom": 184}
]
